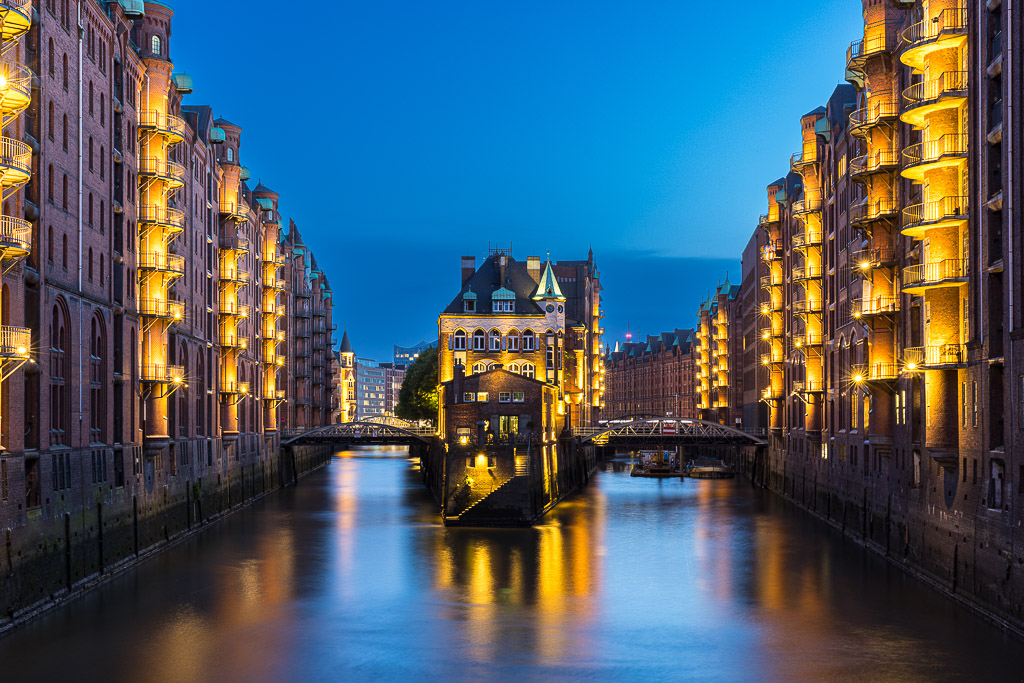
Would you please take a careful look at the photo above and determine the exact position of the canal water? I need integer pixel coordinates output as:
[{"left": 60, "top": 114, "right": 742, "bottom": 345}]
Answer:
[{"left": 2, "top": 447, "right": 1022, "bottom": 681}]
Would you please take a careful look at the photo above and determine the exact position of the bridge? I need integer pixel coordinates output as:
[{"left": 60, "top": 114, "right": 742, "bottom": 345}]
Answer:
[
  {"left": 283, "top": 416, "right": 434, "bottom": 446},
  {"left": 572, "top": 417, "right": 765, "bottom": 448}
]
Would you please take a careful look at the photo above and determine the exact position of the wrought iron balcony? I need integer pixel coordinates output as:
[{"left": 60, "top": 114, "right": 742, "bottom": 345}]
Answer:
[
  {"left": 792, "top": 265, "right": 823, "bottom": 282},
  {"left": 850, "top": 149, "right": 899, "bottom": 180},
  {"left": 792, "top": 230, "right": 823, "bottom": 249},
  {"left": 900, "top": 7, "right": 968, "bottom": 70},
  {"left": 0, "top": 214, "right": 31, "bottom": 258},
  {"left": 138, "top": 251, "right": 185, "bottom": 277},
  {"left": 219, "top": 233, "right": 249, "bottom": 253},
  {"left": 846, "top": 20, "right": 900, "bottom": 73},
  {"left": 139, "top": 110, "right": 187, "bottom": 142},
  {"left": 220, "top": 267, "right": 250, "bottom": 285},
  {"left": 0, "top": 136, "right": 30, "bottom": 189},
  {"left": 902, "top": 195, "right": 968, "bottom": 237},
  {"left": 0, "top": 0, "right": 32, "bottom": 41},
  {"left": 851, "top": 363, "right": 899, "bottom": 383},
  {"left": 220, "top": 333, "right": 248, "bottom": 350},
  {"left": 138, "top": 157, "right": 186, "bottom": 188},
  {"left": 902, "top": 258, "right": 967, "bottom": 293},
  {"left": 793, "top": 380, "right": 825, "bottom": 394},
  {"left": 849, "top": 97, "right": 899, "bottom": 136},
  {"left": 903, "top": 344, "right": 967, "bottom": 369},
  {"left": 0, "top": 324, "right": 30, "bottom": 358},
  {"left": 138, "top": 298, "right": 185, "bottom": 321},
  {"left": 792, "top": 299, "right": 823, "bottom": 316},
  {"left": 793, "top": 332, "right": 824, "bottom": 348},
  {"left": 851, "top": 246, "right": 897, "bottom": 272},
  {"left": 760, "top": 274, "right": 782, "bottom": 289},
  {"left": 851, "top": 296, "right": 899, "bottom": 319},
  {"left": 221, "top": 380, "right": 250, "bottom": 395},
  {"left": 849, "top": 199, "right": 898, "bottom": 228},
  {"left": 901, "top": 71, "right": 968, "bottom": 125},
  {"left": 218, "top": 201, "right": 249, "bottom": 222},
  {"left": 0, "top": 60, "right": 32, "bottom": 118},
  {"left": 138, "top": 205, "right": 186, "bottom": 234},
  {"left": 218, "top": 301, "right": 250, "bottom": 318},
  {"left": 790, "top": 149, "right": 819, "bottom": 171},
  {"left": 901, "top": 134, "right": 967, "bottom": 180},
  {"left": 792, "top": 196, "right": 823, "bottom": 217},
  {"left": 140, "top": 363, "right": 185, "bottom": 384}
]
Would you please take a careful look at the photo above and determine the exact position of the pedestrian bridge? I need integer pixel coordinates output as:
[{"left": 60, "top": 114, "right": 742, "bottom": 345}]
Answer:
[
  {"left": 572, "top": 417, "right": 765, "bottom": 448},
  {"left": 282, "top": 416, "right": 434, "bottom": 446}
]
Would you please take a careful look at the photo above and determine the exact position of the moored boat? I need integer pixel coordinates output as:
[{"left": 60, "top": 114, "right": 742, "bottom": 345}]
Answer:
[{"left": 686, "top": 457, "right": 734, "bottom": 479}]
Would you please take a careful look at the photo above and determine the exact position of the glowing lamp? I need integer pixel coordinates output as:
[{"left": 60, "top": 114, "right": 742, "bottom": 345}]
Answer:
[
  {"left": 795, "top": 340, "right": 802, "bottom": 347},
  {"left": 172, "top": 375, "right": 183, "bottom": 384},
  {"left": 762, "top": 358, "right": 769, "bottom": 365},
  {"left": 16, "top": 346, "right": 26, "bottom": 355},
  {"left": 762, "top": 331, "right": 770, "bottom": 340},
  {"left": 906, "top": 362, "right": 917, "bottom": 371},
  {"left": 860, "top": 261, "right": 870, "bottom": 270},
  {"left": 0, "top": 75, "right": 8, "bottom": 89},
  {"left": 853, "top": 374, "right": 863, "bottom": 383},
  {"left": 761, "top": 306, "right": 769, "bottom": 315}
]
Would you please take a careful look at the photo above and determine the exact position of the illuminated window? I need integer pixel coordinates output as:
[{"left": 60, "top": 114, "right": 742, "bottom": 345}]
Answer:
[
  {"left": 507, "top": 329, "right": 520, "bottom": 351},
  {"left": 463, "top": 392, "right": 474, "bottom": 403},
  {"left": 477, "top": 392, "right": 488, "bottom": 402},
  {"left": 513, "top": 392, "right": 525, "bottom": 403},
  {"left": 472, "top": 362, "right": 488, "bottom": 374},
  {"left": 521, "top": 363, "right": 535, "bottom": 379},
  {"left": 226, "top": 147, "right": 234, "bottom": 163},
  {"left": 472, "top": 329, "right": 486, "bottom": 351},
  {"left": 151, "top": 35, "right": 161, "bottom": 55},
  {"left": 489, "top": 329, "right": 501, "bottom": 351},
  {"left": 453, "top": 329, "right": 466, "bottom": 351},
  {"left": 499, "top": 392, "right": 510, "bottom": 403},
  {"left": 522, "top": 329, "right": 535, "bottom": 351}
]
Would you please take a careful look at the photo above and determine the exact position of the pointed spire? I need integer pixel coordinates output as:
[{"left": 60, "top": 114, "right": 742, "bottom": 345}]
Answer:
[
  {"left": 339, "top": 329, "right": 353, "bottom": 354},
  {"left": 532, "top": 260, "right": 565, "bottom": 301}
]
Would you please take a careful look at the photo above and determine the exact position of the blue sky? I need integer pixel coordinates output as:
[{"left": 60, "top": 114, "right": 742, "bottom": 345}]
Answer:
[{"left": 171, "top": 0, "right": 862, "bottom": 361}]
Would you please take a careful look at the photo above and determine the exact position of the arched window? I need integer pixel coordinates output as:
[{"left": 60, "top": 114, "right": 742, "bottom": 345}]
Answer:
[
  {"left": 472, "top": 329, "right": 486, "bottom": 351},
  {"left": 62, "top": 173, "right": 68, "bottom": 209},
  {"left": 62, "top": 114, "right": 67, "bottom": 150},
  {"left": 48, "top": 39, "right": 54, "bottom": 76},
  {"left": 237, "top": 365, "right": 247, "bottom": 432},
  {"left": 47, "top": 165, "right": 54, "bottom": 201},
  {"left": 522, "top": 329, "right": 535, "bottom": 351},
  {"left": 151, "top": 35, "right": 161, "bottom": 55},
  {"left": 195, "top": 350, "right": 205, "bottom": 437},
  {"left": 62, "top": 53, "right": 68, "bottom": 90},
  {"left": 48, "top": 101, "right": 54, "bottom": 139},
  {"left": 100, "top": 254, "right": 104, "bottom": 285},
  {"left": 507, "top": 328, "right": 520, "bottom": 352},
  {"left": 89, "top": 314, "right": 106, "bottom": 443},
  {"left": 507, "top": 362, "right": 520, "bottom": 374},
  {"left": 100, "top": 148, "right": 104, "bottom": 179},
  {"left": 521, "top": 363, "right": 535, "bottom": 379},
  {"left": 226, "top": 147, "right": 234, "bottom": 163},
  {"left": 88, "top": 81, "right": 94, "bottom": 115},
  {"left": 100, "top": 94, "right": 105, "bottom": 127},
  {"left": 472, "top": 362, "right": 489, "bottom": 375},
  {"left": 50, "top": 302, "right": 70, "bottom": 446},
  {"left": 452, "top": 329, "right": 466, "bottom": 351},
  {"left": 489, "top": 328, "right": 501, "bottom": 351}
]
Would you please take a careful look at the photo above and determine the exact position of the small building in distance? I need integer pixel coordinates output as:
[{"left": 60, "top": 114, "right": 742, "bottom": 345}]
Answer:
[
  {"left": 604, "top": 329, "right": 696, "bottom": 420},
  {"left": 394, "top": 340, "right": 436, "bottom": 366}
]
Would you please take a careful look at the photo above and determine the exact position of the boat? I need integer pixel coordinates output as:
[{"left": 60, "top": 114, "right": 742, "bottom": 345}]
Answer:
[
  {"left": 630, "top": 450, "right": 683, "bottom": 478},
  {"left": 630, "top": 463, "right": 684, "bottom": 478},
  {"left": 686, "top": 458, "right": 734, "bottom": 479}
]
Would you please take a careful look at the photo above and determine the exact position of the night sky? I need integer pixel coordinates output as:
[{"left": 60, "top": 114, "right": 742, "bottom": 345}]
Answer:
[{"left": 169, "top": 0, "right": 862, "bottom": 361}]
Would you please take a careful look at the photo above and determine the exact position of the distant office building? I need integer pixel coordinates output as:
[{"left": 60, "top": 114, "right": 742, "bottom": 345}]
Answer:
[
  {"left": 394, "top": 340, "right": 436, "bottom": 365},
  {"left": 355, "top": 359, "right": 386, "bottom": 420},
  {"left": 378, "top": 363, "right": 409, "bottom": 416}
]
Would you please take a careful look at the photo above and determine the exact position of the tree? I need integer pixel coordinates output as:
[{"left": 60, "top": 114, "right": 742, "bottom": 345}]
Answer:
[{"left": 396, "top": 346, "right": 438, "bottom": 423}]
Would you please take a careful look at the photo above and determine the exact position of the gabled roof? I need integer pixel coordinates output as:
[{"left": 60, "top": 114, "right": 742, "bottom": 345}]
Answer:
[
  {"left": 532, "top": 262, "right": 565, "bottom": 301},
  {"left": 442, "top": 255, "right": 545, "bottom": 316}
]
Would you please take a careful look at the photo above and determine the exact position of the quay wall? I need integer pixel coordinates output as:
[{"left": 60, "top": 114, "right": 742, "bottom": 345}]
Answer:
[
  {"left": 0, "top": 442, "right": 333, "bottom": 635},
  {"left": 742, "top": 445, "right": 1024, "bottom": 637}
]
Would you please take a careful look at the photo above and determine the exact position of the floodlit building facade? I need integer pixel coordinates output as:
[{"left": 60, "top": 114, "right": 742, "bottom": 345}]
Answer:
[{"left": 604, "top": 329, "right": 696, "bottom": 420}]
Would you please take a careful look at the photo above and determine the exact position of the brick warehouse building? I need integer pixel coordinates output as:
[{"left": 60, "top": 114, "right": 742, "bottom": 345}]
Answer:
[
  {"left": 604, "top": 328, "right": 696, "bottom": 420},
  {"left": 692, "top": 0, "right": 1024, "bottom": 631},
  {"left": 0, "top": 0, "right": 337, "bottom": 608}
]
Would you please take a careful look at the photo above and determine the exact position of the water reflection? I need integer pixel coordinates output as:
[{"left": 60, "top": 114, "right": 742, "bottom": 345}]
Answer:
[{"left": 0, "top": 447, "right": 1021, "bottom": 682}]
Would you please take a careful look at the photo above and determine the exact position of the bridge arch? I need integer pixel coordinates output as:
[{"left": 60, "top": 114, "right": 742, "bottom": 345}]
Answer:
[
  {"left": 575, "top": 417, "right": 765, "bottom": 446},
  {"left": 282, "top": 419, "right": 433, "bottom": 446}
]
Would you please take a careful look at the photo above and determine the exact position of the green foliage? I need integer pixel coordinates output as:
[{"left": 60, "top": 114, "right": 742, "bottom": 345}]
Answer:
[{"left": 396, "top": 346, "right": 439, "bottom": 423}]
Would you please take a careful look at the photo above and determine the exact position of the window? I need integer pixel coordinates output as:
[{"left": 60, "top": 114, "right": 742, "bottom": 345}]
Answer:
[
  {"left": 463, "top": 392, "right": 474, "bottom": 403},
  {"left": 972, "top": 381, "right": 978, "bottom": 427},
  {"left": 489, "top": 329, "right": 501, "bottom": 351},
  {"left": 507, "top": 329, "right": 520, "bottom": 351},
  {"left": 989, "top": 460, "right": 1005, "bottom": 508},
  {"left": 513, "top": 392, "right": 525, "bottom": 402},
  {"left": 62, "top": 114, "right": 67, "bottom": 150},
  {"left": 151, "top": 35, "right": 162, "bottom": 55},
  {"left": 89, "top": 316, "right": 106, "bottom": 443},
  {"left": 62, "top": 54, "right": 68, "bottom": 90},
  {"left": 499, "top": 392, "right": 511, "bottom": 403},
  {"left": 472, "top": 329, "right": 486, "bottom": 351},
  {"left": 50, "top": 303, "right": 70, "bottom": 446},
  {"left": 521, "top": 363, "right": 535, "bottom": 379},
  {"left": 961, "top": 382, "right": 968, "bottom": 426},
  {"left": 522, "top": 329, "right": 535, "bottom": 351},
  {"left": 226, "top": 147, "right": 234, "bottom": 163},
  {"left": 472, "top": 362, "right": 488, "bottom": 374},
  {"left": 477, "top": 392, "right": 488, "bottom": 402},
  {"left": 464, "top": 298, "right": 475, "bottom": 313},
  {"left": 47, "top": 226, "right": 53, "bottom": 261},
  {"left": 546, "top": 346, "right": 555, "bottom": 370},
  {"left": 507, "top": 362, "right": 519, "bottom": 374},
  {"left": 48, "top": 38, "right": 54, "bottom": 76},
  {"left": 492, "top": 300, "right": 513, "bottom": 313},
  {"left": 48, "top": 101, "right": 54, "bottom": 139}
]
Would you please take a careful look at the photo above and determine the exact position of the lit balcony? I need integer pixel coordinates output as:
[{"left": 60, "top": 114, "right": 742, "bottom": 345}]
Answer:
[
  {"left": 138, "top": 298, "right": 185, "bottom": 321},
  {"left": 903, "top": 344, "right": 966, "bottom": 369},
  {"left": 138, "top": 157, "right": 186, "bottom": 189},
  {"left": 139, "top": 110, "right": 187, "bottom": 143},
  {"left": 851, "top": 362, "right": 899, "bottom": 383},
  {"left": 760, "top": 352, "right": 783, "bottom": 366},
  {"left": 758, "top": 213, "right": 778, "bottom": 227},
  {"left": 221, "top": 380, "right": 250, "bottom": 395},
  {"left": 220, "top": 267, "right": 250, "bottom": 285},
  {"left": 792, "top": 230, "right": 823, "bottom": 250},
  {"left": 138, "top": 205, "right": 186, "bottom": 235},
  {"left": 138, "top": 251, "right": 185, "bottom": 277},
  {"left": 850, "top": 199, "right": 899, "bottom": 229},
  {"left": 760, "top": 274, "right": 782, "bottom": 289},
  {"left": 0, "top": 0, "right": 31, "bottom": 41},
  {"left": 790, "top": 149, "right": 819, "bottom": 172},
  {"left": 265, "top": 276, "right": 285, "bottom": 290},
  {"left": 263, "top": 251, "right": 286, "bottom": 266},
  {"left": 851, "top": 296, "right": 899, "bottom": 320},
  {"left": 792, "top": 265, "right": 823, "bottom": 282},
  {"left": 792, "top": 299, "right": 823, "bottom": 317},
  {"left": 793, "top": 380, "right": 825, "bottom": 394},
  {"left": 760, "top": 326, "right": 783, "bottom": 340},
  {"left": 761, "top": 387, "right": 783, "bottom": 401},
  {"left": 140, "top": 364, "right": 185, "bottom": 384},
  {"left": 901, "top": 71, "right": 968, "bottom": 126},
  {"left": 761, "top": 239, "right": 783, "bottom": 262},
  {"left": 849, "top": 97, "right": 899, "bottom": 137},
  {"left": 0, "top": 61, "right": 33, "bottom": 117},
  {"left": 219, "top": 233, "right": 249, "bottom": 254},
  {"left": 901, "top": 134, "right": 967, "bottom": 180},
  {"left": 902, "top": 258, "right": 967, "bottom": 294},
  {"left": 851, "top": 247, "right": 897, "bottom": 273},
  {"left": 850, "top": 149, "right": 898, "bottom": 180},
  {"left": 793, "top": 332, "right": 824, "bottom": 348},
  {"left": 219, "top": 301, "right": 250, "bottom": 318},
  {"left": 902, "top": 195, "right": 968, "bottom": 237},
  {"left": 0, "top": 214, "right": 31, "bottom": 259},
  {"left": 219, "top": 201, "right": 249, "bottom": 223},
  {"left": 0, "top": 136, "right": 31, "bottom": 189},
  {"left": 900, "top": 7, "right": 968, "bottom": 71},
  {"left": 792, "top": 196, "right": 823, "bottom": 217},
  {"left": 847, "top": 20, "right": 900, "bottom": 74},
  {"left": 0, "top": 324, "right": 30, "bottom": 358},
  {"left": 220, "top": 332, "right": 248, "bottom": 350}
]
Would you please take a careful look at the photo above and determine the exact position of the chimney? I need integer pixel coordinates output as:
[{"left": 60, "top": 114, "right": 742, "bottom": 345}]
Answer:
[
  {"left": 498, "top": 254, "right": 506, "bottom": 286},
  {"left": 453, "top": 362, "right": 465, "bottom": 399},
  {"left": 461, "top": 256, "right": 475, "bottom": 286},
  {"left": 527, "top": 256, "right": 541, "bottom": 283}
]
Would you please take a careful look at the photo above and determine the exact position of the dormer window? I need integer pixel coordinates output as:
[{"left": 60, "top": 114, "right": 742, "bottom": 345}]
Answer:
[
  {"left": 492, "top": 300, "right": 513, "bottom": 313},
  {"left": 491, "top": 287, "right": 515, "bottom": 313},
  {"left": 464, "top": 298, "right": 475, "bottom": 312}
]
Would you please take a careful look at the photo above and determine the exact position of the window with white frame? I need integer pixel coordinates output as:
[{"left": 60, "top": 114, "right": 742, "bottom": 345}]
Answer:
[
  {"left": 453, "top": 329, "right": 466, "bottom": 351},
  {"left": 513, "top": 392, "right": 525, "bottom": 402},
  {"left": 477, "top": 392, "right": 488, "bottom": 402},
  {"left": 489, "top": 329, "right": 501, "bottom": 351},
  {"left": 463, "top": 392, "right": 474, "bottom": 402},
  {"left": 522, "top": 329, "right": 535, "bottom": 351},
  {"left": 472, "top": 329, "right": 486, "bottom": 351},
  {"left": 472, "top": 362, "right": 489, "bottom": 374},
  {"left": 492, "top": 300, "right": 513, "bottom": 313},
  {"left": 507, "top": 329, "right": 520, "bottom": 351},
  {"left": 521, "top": 363, "right": 535, "bottom": 379},
  {"left": 499, "top": 392, "right": 511, "bottom": 403}
]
